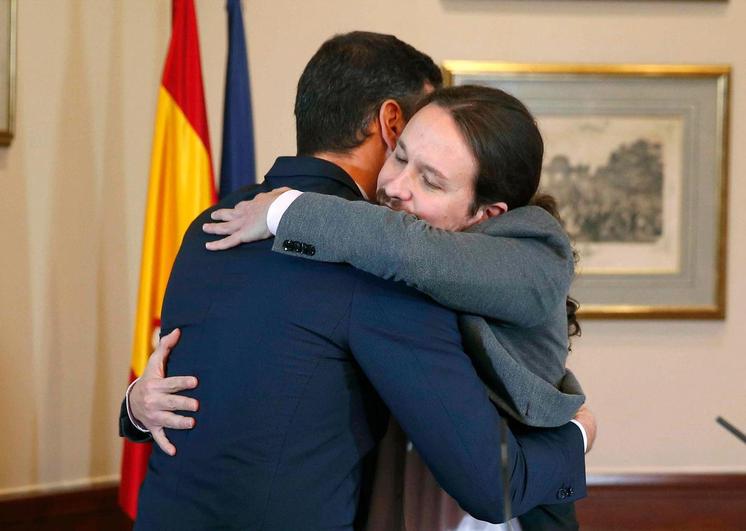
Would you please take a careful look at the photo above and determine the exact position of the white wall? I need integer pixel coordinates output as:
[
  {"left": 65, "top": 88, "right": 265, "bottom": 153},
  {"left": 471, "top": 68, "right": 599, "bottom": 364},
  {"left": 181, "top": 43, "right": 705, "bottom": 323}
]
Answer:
[{"left": 0, "top": 0, "right": 743, "bottom": 495}]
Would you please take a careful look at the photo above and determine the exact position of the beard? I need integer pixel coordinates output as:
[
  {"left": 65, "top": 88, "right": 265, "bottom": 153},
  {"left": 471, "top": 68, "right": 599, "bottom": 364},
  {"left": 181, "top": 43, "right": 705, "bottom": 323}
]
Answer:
[
  {"left": 376, "top": 189, "right": 422, "bottom": 221},
  {"left": 376, "top": 189, "right": 400, "bottom": 210}
]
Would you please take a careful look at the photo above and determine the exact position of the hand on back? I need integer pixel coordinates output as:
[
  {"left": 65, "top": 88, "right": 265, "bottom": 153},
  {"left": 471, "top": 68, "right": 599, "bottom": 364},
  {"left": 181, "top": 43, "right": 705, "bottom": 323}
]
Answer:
[
  {"left": 202, "top": 187, "right": 290, "bottom": 250},
  {"left": 129, "top": 329, "right": 198, "bottom": 455}
]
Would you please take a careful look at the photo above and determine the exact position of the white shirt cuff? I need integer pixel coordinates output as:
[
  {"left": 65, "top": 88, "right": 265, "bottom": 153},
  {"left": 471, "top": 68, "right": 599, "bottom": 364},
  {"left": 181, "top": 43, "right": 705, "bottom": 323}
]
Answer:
[
  {"left": 267, "top": 190, "right": 304, "bottom": 235},
  {"left": 570, "top": 419, "right": 588, "bottom": 454},
  {"left": 126, "top": 377, "right": 150, "bottom": 433}
]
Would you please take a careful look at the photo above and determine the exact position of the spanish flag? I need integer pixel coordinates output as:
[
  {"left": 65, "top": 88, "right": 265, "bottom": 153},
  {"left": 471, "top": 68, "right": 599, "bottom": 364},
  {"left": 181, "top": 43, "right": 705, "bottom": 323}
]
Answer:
[{"left": 119, "top": 0, "right": 216, "bottom": 519}]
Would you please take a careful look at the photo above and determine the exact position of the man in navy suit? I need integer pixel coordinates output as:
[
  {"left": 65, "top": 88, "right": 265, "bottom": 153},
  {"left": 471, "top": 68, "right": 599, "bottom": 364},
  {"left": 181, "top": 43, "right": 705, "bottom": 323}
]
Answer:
[{"left": 122, "top": 32, "right": 591, "bottom": 530}]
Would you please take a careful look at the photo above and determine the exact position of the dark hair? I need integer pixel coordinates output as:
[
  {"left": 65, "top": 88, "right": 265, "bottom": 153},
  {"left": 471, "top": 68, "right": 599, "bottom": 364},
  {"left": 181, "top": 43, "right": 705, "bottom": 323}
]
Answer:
[
  {"left": 294, "top": 31, "right": 442, "bottom": 156},
  {"left": 530, "top": 193, "right": 582, "bottom": 340},
  {"left": 420, "top": 85, "right": 543, "bottom": 213}
]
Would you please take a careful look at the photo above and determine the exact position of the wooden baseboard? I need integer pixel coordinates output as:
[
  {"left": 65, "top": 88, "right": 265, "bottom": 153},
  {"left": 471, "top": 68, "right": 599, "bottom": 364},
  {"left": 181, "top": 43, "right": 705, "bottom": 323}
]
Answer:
[
  {"left": 0, "top": 474, "right": 743, "bottom": 530},
  {"left": 577, "top": 474, "right": 746, "bottom": 530},
  {"left": 0, "top": 482, "right": 131, "bottom": 531}
]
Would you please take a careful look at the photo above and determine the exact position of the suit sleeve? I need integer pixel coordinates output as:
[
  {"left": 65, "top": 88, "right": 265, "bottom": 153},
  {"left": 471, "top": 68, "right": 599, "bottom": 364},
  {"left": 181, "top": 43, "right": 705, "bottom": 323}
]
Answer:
[
  {"left": 272, "top": 193, "right": 574, "bottom": 327},
  {"left": 118, "top": 397, "right": 152, "bottom": 443},
  {"left": 347, "top": 276, "right": 586, "bottom": 522}
]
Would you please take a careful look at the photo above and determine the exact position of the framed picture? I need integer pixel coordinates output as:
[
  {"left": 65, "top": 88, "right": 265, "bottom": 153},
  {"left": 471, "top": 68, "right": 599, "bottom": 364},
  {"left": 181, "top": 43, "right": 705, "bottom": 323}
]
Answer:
[
  {"left": 444, "top": 62, "right": 730, "bottom": 319},
  {"left": 0, "top": 0, "right": 16, "bottom": 145}
]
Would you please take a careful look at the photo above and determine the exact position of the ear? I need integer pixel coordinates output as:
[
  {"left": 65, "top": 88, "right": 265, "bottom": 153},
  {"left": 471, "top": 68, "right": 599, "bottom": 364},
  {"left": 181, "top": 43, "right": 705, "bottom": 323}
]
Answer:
[
  {"left": 378, "top": 99, "right": 405, "bottom": 152},
  {"left": 481, "top": 202, "right": 508, "bottom": 219},
  {"left": 466, "top": 202, "right": 508, "bottom": 228}
]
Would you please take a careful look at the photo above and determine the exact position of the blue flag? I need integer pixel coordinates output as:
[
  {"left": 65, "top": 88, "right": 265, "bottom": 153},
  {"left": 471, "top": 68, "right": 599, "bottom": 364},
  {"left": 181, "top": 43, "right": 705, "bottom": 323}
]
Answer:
[{"left": 219, "top": 0, "right": 255, "bottom": 198}]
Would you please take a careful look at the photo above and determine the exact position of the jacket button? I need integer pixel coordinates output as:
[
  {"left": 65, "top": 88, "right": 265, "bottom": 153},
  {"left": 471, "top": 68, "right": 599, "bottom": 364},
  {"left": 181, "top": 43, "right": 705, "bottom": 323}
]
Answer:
[
  {"left": 567, "top": 487, "right": 574, "bottom": 496},
  {"left": 302, "top": 244, "right": 316, "bottom": 256},
  {"left": 556, "top": 488, "right": 567, "bottom": 500},
  {"left": 284, "top": 240, "right": 302, "bottom": 253}
]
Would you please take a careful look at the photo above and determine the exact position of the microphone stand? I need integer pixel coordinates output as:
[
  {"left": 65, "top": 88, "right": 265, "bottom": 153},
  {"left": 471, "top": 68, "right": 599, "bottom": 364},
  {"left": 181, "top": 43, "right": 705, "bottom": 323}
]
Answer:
[{"left": 500, "top": 417, "right": 514, "bottom": 530}]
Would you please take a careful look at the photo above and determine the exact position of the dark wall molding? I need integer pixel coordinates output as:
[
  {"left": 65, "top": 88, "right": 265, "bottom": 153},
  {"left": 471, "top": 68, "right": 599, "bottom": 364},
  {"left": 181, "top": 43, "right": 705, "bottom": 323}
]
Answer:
[
  {"left": 578, "top": 473, "right": 746, "bottom": 530},
  {"left": 0, "top": 474, "right": 744, "bottom": 530},
  {"left": 0, "top": 481, "right": 131, "bottom": 531}
]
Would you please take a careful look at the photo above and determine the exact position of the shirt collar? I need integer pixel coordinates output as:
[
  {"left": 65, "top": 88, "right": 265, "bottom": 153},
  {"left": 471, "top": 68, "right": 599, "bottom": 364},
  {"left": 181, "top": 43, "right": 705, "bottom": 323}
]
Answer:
[{"left": 265, "top": 156, "right": 366, "bottom": 199}]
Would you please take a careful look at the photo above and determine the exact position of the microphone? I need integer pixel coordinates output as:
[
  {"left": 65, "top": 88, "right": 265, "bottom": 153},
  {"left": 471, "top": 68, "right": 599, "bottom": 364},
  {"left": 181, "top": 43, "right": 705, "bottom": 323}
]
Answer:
[{"left": 716, "top": 416, "right": 746, "bottom": 445}]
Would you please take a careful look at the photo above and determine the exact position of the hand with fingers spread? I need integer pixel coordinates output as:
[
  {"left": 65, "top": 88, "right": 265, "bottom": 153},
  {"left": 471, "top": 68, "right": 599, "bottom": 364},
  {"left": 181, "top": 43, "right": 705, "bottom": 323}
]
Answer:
[
  {"left": 203, "top": 187, "right": 291, "bottom": 251},
  {"left": 129, "top": 328, "right": 199, "bottom": 456}
]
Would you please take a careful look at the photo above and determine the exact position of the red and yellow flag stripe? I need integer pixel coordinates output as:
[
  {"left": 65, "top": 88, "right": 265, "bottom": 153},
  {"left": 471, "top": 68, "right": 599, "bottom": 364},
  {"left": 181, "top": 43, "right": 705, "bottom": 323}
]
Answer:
[{"left": 119, "top": 0, "right": 215, "bottom": 519}]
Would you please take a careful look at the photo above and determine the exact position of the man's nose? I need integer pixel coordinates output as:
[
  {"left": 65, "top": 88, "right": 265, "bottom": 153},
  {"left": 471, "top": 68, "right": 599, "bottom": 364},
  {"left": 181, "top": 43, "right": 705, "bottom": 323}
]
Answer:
[{"left": 384, "top": 171, "right": 413, "bottom": 203}]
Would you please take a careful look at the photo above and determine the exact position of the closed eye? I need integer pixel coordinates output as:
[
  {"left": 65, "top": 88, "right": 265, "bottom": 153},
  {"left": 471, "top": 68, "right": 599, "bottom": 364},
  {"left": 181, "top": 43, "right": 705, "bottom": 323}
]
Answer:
[{"left": 422, "top": 173, "right": 442, "bottom": 190}]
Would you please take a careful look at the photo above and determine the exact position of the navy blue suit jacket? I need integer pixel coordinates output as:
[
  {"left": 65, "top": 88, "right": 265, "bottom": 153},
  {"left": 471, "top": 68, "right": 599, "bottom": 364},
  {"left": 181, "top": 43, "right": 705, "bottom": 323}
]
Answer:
[{"left": 133, "top": 157, "right": 586, "bottom": 531}]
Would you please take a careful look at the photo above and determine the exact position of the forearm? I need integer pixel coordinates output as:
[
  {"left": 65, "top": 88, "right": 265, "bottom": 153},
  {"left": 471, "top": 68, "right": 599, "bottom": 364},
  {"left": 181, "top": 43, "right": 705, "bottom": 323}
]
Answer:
[
  {"left": 274, "top": 193, "right": 573, "bottom": 326},
  {"left": 349, "top": 279, "right": 585, "bottom": 521},
  {"left": 510, "top": 422, "right": 587, "bottom": 515}
]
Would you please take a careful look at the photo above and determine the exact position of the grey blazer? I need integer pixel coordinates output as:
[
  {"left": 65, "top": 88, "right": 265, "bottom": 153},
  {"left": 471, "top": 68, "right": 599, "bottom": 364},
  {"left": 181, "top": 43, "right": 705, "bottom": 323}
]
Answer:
[{"left": 271, "top": 193, "right": 585, "bottom": 427}]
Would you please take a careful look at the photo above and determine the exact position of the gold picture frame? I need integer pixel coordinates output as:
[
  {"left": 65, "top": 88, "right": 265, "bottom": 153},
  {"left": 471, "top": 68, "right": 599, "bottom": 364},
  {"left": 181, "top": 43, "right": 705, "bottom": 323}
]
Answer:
[
  {"left": 0, "top": 0, "right": 16, "bottom": 145},
  {"left": 444, "top": 61, "right": 730, "bottom": 319}
]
